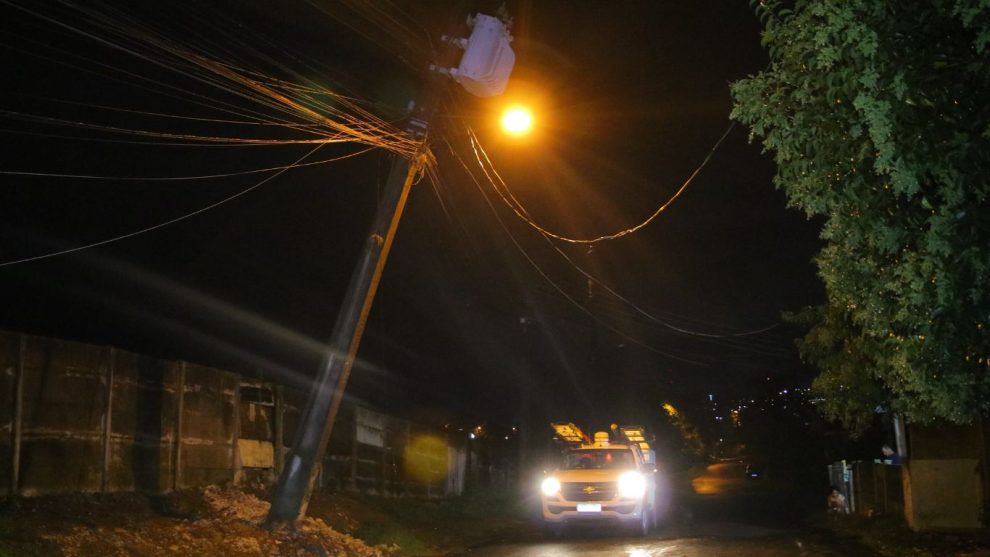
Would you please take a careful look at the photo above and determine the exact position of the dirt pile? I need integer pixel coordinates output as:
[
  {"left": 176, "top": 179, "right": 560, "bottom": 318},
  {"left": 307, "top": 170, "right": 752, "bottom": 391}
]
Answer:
[{"left": 1, "top": 487, "right": 397, "bottom": 557}]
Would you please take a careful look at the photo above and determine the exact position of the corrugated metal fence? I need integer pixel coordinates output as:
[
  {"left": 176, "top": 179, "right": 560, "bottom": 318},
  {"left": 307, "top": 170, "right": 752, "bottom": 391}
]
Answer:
[{"left": 827, "top": 461, "right": 904, "bottom": 517}]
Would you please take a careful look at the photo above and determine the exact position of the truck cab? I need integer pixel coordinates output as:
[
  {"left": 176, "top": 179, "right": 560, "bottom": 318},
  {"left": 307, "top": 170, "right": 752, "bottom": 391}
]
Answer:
[{"left": 540, "top": 423, "right": 658, "bottom": 536}]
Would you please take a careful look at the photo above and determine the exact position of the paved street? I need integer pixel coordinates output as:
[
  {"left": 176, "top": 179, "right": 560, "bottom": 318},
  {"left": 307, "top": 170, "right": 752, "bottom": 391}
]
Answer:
[
  {"left": 454, "top": 462, "right": 879, "bottom": 557},
  {"left": 456, "top": 536, "right": 851, "bottom": 557}
]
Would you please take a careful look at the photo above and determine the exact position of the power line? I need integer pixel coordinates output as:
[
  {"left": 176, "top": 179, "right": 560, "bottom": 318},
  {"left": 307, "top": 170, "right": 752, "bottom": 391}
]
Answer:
[
  {"left": 468, "top": 122, "right": 737, "bottom": 245},
  {"left": 0, "top": 146, "right": 374, "bottom": 181},
  {"left": 445, "top": 136, "right": 710, "bottom": 367},
  {"left": 452, "top": 121, "right": 802, "bottom": 364},
  {"left": 465, "top": 124, "right": 785, "bottom": 340},
  {"left": 0, "top": 143, "right": 327, "bottom": 268},
  {"left": 2, "top": 2, "right": 422, "bottom": 157}
]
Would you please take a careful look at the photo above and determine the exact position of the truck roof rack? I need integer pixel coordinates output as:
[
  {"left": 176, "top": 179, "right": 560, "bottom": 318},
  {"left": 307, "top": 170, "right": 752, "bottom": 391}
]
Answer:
[
  {"left": 618, "top": 425, "right": 652, "bottom": 453},
  {"left": 550, "top": 422, "right": 588, "bottom": 445}
]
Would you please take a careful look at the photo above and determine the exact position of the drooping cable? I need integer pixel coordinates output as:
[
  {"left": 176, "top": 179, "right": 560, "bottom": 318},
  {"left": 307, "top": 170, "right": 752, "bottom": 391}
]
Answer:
[
  {"left": 1, "top": 1, "right": 423, "bottom": 157},
  {"left": 465, "top": 124, "right": 784, "bottom": 340},
  {"left": 0, "top": 143, "right": 329, "bottom": 268},
  {"left": 444, "top": 137, "right": 709, "bottom": 367},
  {"left": 449, "top": 118, "right": 802, "bottom": 362},
  {"left": 468, "top": 122, "right": 736, "bottom": 245},
  {"left": 0, "top": 146, "right": 375, "bottom": 181}
]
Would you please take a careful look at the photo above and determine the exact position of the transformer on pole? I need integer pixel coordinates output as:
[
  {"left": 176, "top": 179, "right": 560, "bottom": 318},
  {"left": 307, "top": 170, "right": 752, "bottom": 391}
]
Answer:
[{"left": 431, "top": 13, "right": 515, "bottom": 98}]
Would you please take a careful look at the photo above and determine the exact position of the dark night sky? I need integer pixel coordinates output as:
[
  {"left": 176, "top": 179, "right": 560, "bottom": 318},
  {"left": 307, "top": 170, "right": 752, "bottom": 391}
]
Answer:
[{"left": 0, "top": 1, "right": 824, "bottom": 431}]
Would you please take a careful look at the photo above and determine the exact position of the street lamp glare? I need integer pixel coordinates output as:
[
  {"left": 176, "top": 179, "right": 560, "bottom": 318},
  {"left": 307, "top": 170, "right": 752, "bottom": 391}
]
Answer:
[{"left": 501, "top": 106, "right": 533, "bottom": 136}]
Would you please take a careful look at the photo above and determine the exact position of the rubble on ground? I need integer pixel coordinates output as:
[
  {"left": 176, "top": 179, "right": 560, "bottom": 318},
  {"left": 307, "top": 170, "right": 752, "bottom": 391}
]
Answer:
[{"left": 3, "top": 487, "right": 397, "bottom": 557}]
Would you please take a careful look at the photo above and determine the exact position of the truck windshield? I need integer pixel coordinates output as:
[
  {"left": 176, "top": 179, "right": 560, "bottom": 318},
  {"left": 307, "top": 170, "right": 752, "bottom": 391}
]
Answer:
[{"left": 562, "top": 449, "right": 634, "bottom": 470}]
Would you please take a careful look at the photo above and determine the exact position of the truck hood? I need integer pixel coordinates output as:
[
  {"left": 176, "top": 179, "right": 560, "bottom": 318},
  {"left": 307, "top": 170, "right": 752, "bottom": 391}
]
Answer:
[{"left": 552, "top": 468, "right": 629, "bottom": 482}]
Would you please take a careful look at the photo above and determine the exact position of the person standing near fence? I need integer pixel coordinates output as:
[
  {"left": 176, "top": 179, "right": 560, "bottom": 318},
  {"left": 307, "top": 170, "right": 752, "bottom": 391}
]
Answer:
[{"left": 881, "top": 444, "right": 902, "bottom": 465}]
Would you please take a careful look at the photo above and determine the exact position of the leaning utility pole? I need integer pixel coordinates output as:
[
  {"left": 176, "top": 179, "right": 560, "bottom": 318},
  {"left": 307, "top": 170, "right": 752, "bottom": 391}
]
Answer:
[
  {"left": 265, "top": 110, "right": 430, "bottom": 525},
  {"left": 266, "top": 11, "right": 515, "bottom": 526}
]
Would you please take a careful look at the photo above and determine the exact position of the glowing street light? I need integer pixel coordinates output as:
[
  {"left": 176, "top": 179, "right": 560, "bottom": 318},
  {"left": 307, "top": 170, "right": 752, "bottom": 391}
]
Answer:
[{"left": 500, "top": 105, "right": 533, "bottom": 136}]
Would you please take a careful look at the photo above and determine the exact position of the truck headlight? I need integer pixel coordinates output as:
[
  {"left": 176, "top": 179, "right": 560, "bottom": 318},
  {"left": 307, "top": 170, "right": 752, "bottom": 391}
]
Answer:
[
  {"left": 541, "top": 477, "right": 561, "bottom": 497},
  {"left": 618, "top": 471, "right": 646, "bottom": 499}
]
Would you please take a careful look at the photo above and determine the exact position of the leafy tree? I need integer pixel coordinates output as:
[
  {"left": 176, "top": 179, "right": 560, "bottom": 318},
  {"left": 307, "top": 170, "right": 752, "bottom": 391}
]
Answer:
[
  {"left": 731, "top": 1, "right": 990, "bottom": 433},
  {"left": 786, "top": 306, "right": 887, "bottom": 434},
  {"left": 656, "top": 402, "right": 708, "bottom": 463}
]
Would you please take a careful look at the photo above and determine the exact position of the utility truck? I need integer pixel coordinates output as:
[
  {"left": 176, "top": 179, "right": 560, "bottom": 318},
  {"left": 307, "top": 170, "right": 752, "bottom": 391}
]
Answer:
[{"left": 540, "top": 423, "right": 659, "bottom": 536}]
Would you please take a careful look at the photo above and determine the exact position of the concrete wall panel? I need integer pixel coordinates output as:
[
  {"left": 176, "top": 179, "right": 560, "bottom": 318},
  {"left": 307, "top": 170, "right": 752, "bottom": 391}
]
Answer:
[
  {"left": 21, "top": 337, "right": 106, "bottom": 432},
  {"left": 177, "top": 363, "right": 237, "bottom": 488},
  {"left": 181, "top": 466, "right": 232, "bottom": 488},
  {"left": 103, "top": 351, "right": 179, "bottom": 492},
  {"left": 16, "top": 337, "right": 108, "bottom": 495},
  {"left": 0, "top": 332, "right": 239, "bottom": 496},
  {"left": 19, "top": 436, "right": 102, "bottom": 495},
  {"left": 182, "top": 444, "right": 235, "bottom": 470},
  {"left": 904, "top": 458, "right": 983, "bottom": 531},
  {"left": 181, "top": 364, "right": 235, "bottom": 442},
  {"left": 0, "top": 332, "right": 18, "bottom": 495}
]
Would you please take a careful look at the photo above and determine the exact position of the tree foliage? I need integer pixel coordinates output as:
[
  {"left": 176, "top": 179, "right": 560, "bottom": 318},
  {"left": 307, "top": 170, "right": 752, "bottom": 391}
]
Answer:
[{"left": 731, "top": 0, "right": 990, "bottom": 432}]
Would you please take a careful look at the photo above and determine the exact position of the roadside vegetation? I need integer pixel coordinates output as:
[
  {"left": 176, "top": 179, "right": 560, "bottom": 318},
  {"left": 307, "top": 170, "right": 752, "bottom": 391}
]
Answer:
[{"left": 732, "top": 0, "right": 990, "bottom": 432}]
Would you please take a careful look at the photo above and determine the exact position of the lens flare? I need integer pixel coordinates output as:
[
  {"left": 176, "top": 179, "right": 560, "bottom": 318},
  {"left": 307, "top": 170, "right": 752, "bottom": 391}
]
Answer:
[{"left": 404, "top": 435, "right": 448, "bottom": 483}]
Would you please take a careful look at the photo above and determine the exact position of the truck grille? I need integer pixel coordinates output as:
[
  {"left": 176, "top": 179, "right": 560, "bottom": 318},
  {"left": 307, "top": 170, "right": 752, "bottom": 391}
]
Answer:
[{"left": 561, "top": 481, "right": 617, "bottom": 501}]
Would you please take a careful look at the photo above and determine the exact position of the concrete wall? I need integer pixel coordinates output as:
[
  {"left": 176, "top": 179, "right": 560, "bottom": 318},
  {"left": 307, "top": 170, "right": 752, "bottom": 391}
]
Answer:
[
  {"left": 904, "top": 459, "right": 983, "bottom": 531},
  {"left": 0, "top": 334, "right": 16, "bottom": 493},
  {"left": 1, "top": 330, "right": 473, "bottom": 498},
  {"left": 903, "top": 422, "right": 990, "bottom": 531},
  {"left": 112, "top": 351, "right": 179, "bottom": 494},
  {"left": 0, "top": 332, "right": 239, "bottom": 496},
  {"left": 177, "top": 362, "right": 239, "bottom": 488},
  {"left": 18, "top": 335, "right": 111, "bottom": 495}
]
